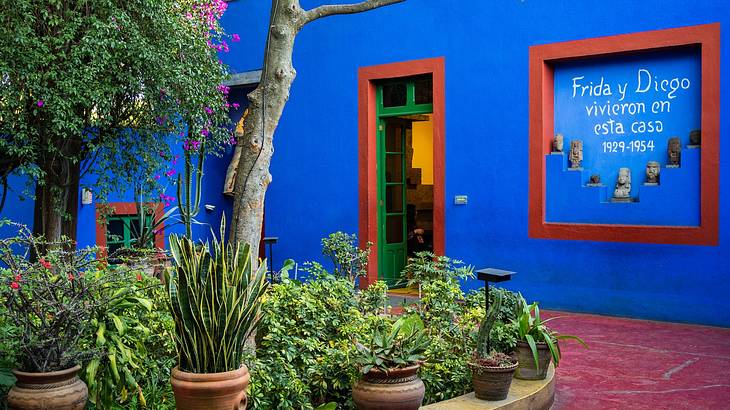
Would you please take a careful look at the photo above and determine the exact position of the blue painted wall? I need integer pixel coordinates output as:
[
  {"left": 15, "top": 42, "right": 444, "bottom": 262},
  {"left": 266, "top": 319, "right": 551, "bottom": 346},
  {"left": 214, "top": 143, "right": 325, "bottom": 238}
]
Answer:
[
  {"left": 218, "top": 0, "right": 730, "bottom": 326},
  {"left": 3, "top": 1, "right": 728, "bottom": 327}
]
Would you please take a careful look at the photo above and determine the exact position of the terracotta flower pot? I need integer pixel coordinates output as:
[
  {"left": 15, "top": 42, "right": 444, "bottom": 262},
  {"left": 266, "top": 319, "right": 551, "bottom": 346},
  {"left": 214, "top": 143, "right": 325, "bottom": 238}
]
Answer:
[
  {"left": 352, "top": 364, "right": 425, "bottom": 410},
  {"left": 514, "top": 340, "right": 552, "bottom": 380},
  {"left": 470, "top": 361, "right": 518, "bottom": 401},
  {"left": 7, "top": 365, "right": 88, "bottom": 410},
  {"left": 170, "top": 365, "right": 250, "bottom": 410}
]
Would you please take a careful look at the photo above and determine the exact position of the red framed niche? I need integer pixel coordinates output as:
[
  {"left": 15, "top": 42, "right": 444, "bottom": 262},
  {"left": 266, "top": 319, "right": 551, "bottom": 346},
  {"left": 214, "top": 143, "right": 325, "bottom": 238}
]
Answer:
[
  {"left": 95, "top": 202, "right": 166, "bottom": 255},
  {"left": 528, "top": 23, "right": 719, "bottom": 246},
  {"left": 358, "top": 57, "right": 446, "bottom": 288}
]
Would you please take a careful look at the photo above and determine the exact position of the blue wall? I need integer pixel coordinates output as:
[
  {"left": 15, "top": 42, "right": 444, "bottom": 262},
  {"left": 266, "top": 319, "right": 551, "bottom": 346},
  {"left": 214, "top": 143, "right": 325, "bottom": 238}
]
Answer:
[
  {"left": 3, "top": 1, "right": 728, "bottom": 327},
  {"left": 218, "top": 0, "right": 730, "bottom": 327}
]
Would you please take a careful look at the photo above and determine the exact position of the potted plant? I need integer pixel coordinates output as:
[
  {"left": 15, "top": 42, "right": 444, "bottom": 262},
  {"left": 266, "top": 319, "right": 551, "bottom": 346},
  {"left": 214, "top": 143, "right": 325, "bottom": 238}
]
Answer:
[
  {"left": 0, "top": 221, "right": 133, "bottom": 410},
  {"left": 469, "top": 292, "right": 518, "bottom": 401},
  {"left": 166, "top": 216, "right": 268, "bottom": 410},
  {"left": 513, "top": 294, "right": 587, "bottom": 380},
  {"left": 352, "top": 314, "right": 429, "bottom": 410}
]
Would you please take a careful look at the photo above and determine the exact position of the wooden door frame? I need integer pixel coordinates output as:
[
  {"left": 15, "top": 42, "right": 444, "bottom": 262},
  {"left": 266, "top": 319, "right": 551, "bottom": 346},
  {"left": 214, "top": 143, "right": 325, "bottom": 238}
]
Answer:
[{"left": 358, "top": 57, "right": 445, "bottom": 288}]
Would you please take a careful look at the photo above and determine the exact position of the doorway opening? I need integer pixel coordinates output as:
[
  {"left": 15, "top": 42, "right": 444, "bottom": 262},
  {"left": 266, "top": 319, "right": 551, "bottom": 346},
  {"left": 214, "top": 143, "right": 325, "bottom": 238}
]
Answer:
[
  {"left": 358, "top": 57, "right": 445, "bottom": 290},
  {"left": 377, "top": 76, "right": 434, "bottom": 287}
]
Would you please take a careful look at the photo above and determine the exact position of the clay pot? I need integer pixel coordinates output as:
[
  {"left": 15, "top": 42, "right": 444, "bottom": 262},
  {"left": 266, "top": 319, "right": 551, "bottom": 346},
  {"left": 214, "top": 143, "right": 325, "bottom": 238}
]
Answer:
[
  {"left": 352, "top": 365, "right": 425, "bottom": 410},
  {"left": 7, "top": 365, "right": 88, "bottom": 410},
  {"left": 170, "top": 365, "right": 250, "bottom": 410},
  {"left": 470, "top": 361, "right": 518, "bottom": 401},
  {"left": 514, "top": 340, "right": 552, "bottom": 380}
]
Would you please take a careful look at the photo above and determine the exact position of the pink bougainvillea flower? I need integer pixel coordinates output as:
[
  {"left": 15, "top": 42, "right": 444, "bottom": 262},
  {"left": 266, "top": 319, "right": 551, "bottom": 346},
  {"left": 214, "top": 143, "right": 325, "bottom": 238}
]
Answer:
[
  {"left": 164, "top": 169, "right": 176, "bottom": 177},
  {"left": 232, "top": 103, "right": 240, "bottom": 109},
  {"left": 10, "top": 282, "right": 19, "bottom": 290},
  {"left": 204, "top": 106, "right": 213, "bottom": 115},
  {"left": 36, "top": 100, "right": 44, "bottom": 107},
  {"left": 201, "top": 128, "right": 210, "bottom": 137},
  {"left": 39, "top": 258, "right": 51, "bottom": 269},
  {"left": 229, "top": 136, "right": 237, "bottom": 145},
  {"left": 154, "top": 174, "right": 160, "bottom": 181},
  {"left": 232, "top": 33, "right": 240, "bottom": 42}
]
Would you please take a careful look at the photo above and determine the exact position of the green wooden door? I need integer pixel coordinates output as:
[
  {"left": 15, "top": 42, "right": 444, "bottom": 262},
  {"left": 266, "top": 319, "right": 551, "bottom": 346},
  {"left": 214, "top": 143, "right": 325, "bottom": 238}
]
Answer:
[
  {"left": 376, "top": 77, "right": 433, "bottom": 287},
  {"left": 378, "top": 119, "right": 408, "bottom": 286}
]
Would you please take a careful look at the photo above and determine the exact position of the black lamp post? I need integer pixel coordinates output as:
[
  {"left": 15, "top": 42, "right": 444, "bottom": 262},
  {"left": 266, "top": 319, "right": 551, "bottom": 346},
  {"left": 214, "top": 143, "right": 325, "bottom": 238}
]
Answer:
[
  {"left": 263, "top": 236, "right": 278, "bottom": 282},
  {"left": 475, "top": 268, "right": 516, "bottom": 353}
]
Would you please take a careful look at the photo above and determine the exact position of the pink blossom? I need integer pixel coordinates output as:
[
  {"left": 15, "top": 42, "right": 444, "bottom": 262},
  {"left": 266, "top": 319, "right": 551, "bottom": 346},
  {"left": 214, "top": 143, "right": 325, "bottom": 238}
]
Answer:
[
  {"left": 165, "top": 202, "right": 170, "bottom": 207},
  {"left": 36, "top": 100, "right": 44, "bottom": 107},
  {"left": 201, "top": 129, "right": 210, "bottom": 137},
  {"left": 10, "top": 282, "right": 19, "bottom": 290},
  {"left": 232, "top": 103, "right": 240, "bottom": 109},
  {"left": 14, "top": 274, "right": 21, "bottom": 281},
  {"left": 232, "top": 34, "right": 240, "bottom": 42},
  {"left": 204, "top": 106, "right": 213, "bottom": 115},
  {"left": 154, "top": 174, "right": 160, "bottom": 181},
  {"left": 229, "top": 136, "right": 237, "bottom": 145},
  {"left": 165, "top": 169, "right": 176, "bottom": 177}
]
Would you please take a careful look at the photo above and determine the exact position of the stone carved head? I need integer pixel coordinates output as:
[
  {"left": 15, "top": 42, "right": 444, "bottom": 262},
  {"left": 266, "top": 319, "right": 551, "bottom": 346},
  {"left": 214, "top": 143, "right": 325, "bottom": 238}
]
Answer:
[
  {"left": 646, "top": 161, "right": 660, "bottom": 183},
  {"left": 689, "top": 129, "right": 701, "bottom": 146},
  {"left": 553, "top": 134, "right": 564, "bottom": 152},
  {"left": 667, "top": 137, "right": 681, "bottom": 166}
]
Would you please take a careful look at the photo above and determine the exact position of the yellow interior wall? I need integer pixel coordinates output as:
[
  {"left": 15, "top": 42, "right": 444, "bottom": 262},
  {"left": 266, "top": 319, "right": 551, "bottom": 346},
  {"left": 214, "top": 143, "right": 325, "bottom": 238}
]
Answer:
[{"left": 411, "top": 116, "right": 433, "bottom": 185}]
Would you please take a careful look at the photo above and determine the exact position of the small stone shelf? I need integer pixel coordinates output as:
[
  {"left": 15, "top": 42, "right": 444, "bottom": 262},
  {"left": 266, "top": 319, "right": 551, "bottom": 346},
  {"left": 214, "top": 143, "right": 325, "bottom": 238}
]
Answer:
[{"left": 421, "top": 364, "right": 555, "bottom": 410}]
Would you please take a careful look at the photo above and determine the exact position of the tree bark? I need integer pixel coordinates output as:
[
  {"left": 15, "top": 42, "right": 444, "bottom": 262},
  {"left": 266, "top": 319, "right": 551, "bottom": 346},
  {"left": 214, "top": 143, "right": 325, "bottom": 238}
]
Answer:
[
  {"left": 229, "top": 0, "right": 404, "bottom": 252},
  {"left": 32, "top": 156, "right": 80, "bottom": 248}
]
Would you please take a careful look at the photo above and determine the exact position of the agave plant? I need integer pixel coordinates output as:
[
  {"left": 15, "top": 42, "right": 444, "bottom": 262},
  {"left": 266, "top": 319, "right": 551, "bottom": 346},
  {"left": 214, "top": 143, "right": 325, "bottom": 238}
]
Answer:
[
  {"left": 166, "top": 216, "right": 268, "bottom": 373},
  {"left": 354, "top": 314, "right": 428, "bottom": 374},
  {"left": 513, "top": 294, "right": 587, "bottom": 370}
]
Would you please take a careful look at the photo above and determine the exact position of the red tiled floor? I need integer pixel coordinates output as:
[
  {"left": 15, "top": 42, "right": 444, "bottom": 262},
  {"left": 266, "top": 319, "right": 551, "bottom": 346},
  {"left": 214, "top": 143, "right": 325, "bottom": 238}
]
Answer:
[{"left": 544, "top": 310, "right": 730, "bottom": 410}]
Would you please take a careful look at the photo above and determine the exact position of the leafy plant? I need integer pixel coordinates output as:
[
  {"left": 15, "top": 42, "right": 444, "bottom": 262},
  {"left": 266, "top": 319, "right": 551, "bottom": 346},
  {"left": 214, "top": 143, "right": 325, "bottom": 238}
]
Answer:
[
  {"left": 321, "top": 232, "right": 372, "bottom": 284},
  {"left": 123, "top": 191, "right": 179, "bottom": 252},
  {"left": 166, "top": 216, "right": 268, "bottom": 373},
  {"left": 354, "top": 314, "right": 428, "bottom": 374},
  {"left": 402, "top": 251, "right": 473, "bottom": 289},
  {"left": 246, "top": 273, "right": 365, "bottom": 409},
  {"left": 82, "top": 271, "right": 176, "bottom": 408},
  {"left": 513, "top": 294, "right": 587, "bottom": 370},
  {"left": 358, "top": 280, "right": 389, "bottom": 315},
  {"left": 0, "top": 221, "right": 135, "bottom": 373}
]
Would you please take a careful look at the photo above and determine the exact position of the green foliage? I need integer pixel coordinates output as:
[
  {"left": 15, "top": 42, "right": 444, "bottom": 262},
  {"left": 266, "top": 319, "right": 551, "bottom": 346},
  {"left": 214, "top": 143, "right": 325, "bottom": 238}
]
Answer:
[
  {"left": 402, "top": 251, "right": 473, "bottom": 287},
  {"left": 0, "top": 221, "right": 136, "bottom": 372},
  {"left": 358, "top": 280, "right": 389, "bottom": 315},
  {"left": 0, "top": 298, "right": 19, "bottom": 407},
  {"left": 177, "top": 149, "right": 204, "bottom": 238},
  {"left": 123, "top": 192, "right": 179, "bottom": 252},
  {"left": 166, "top": 217, "right": 268, "bottom": 374},
  {"left": 354, "top": 315, "right": 428, "bottom": 374},
  {"left": 0, "top": 0, "right": 234, "bottom": 216},
  {"left": 246, "top": 274, "right": 365, "bottom": 409},
  {"left": 82, "top": 272, "right": 176, "bottom": 409},
  {"left": 475, "top": 291, "right": 502, "bottom": 359},
  {"left": 320, "top": 232, "right": 372, "bottom": 283},
  {"left": 513, "top": 294, "right": 587, "bottom": 370}
]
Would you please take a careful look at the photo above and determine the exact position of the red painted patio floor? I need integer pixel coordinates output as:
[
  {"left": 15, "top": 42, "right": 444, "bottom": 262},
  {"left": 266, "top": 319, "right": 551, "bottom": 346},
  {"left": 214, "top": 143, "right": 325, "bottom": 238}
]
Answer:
[{"left": 544, "top": 310, "right": 730, "bottom": 410}]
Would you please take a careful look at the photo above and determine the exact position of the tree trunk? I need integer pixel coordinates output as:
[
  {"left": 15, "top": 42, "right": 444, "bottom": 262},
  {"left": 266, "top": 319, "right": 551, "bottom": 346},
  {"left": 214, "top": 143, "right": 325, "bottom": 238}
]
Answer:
[
  {"left": 32, "top": 157, "right": 80, "bottom": 248},
  {"left": 229, "top": 0, "right": 404, "bottom": 253}
]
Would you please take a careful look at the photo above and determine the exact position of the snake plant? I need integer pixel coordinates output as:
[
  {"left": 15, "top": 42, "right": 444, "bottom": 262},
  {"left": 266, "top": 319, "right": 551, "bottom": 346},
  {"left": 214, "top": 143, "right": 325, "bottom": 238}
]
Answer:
[{"left": 166, "top": 216, "right": 268, "bottom": 373}]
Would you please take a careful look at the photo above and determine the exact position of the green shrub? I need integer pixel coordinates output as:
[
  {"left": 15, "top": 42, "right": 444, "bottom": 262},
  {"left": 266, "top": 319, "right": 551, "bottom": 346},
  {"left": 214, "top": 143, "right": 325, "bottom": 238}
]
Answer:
[
  {"left": 357, "top": 280, "right": 388, "bottom": 315},
  {"left": 82, "top": 270, "right": 177, "bottom": 409},
  {"left": 247, "top": 274, "right": 366, "bottom": 409}
]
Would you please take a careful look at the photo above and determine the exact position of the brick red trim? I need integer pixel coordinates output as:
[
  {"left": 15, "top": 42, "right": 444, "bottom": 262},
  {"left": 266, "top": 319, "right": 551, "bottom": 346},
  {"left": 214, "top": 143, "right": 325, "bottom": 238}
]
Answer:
[
  {"left": 358, "top": 57, "right": 446, "bottom": 288},
  {"left": 95, "top": 202, "right": 166, "bottom": 255},
  {"left": 528, "top": 23, "right": 720, "bottom": 246}
]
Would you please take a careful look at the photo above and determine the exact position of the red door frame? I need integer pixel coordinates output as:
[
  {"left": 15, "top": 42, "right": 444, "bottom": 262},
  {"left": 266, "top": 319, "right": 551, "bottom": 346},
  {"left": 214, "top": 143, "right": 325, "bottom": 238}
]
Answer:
[
  {"left": 95, "top": 202, "right": 166, "bottom": 255},
  {"left": 358, "top": 57, "right": 446, "bottom": 288},
  {"left": 528, "top": 23, "right": 720, "bottom": 245}
]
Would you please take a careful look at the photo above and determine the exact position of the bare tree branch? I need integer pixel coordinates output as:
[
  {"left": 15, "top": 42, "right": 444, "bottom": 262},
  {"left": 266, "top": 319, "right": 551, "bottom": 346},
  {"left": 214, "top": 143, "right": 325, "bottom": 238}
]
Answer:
[{"left": 302, "top": 0, "right": 405, "bottom": 26}]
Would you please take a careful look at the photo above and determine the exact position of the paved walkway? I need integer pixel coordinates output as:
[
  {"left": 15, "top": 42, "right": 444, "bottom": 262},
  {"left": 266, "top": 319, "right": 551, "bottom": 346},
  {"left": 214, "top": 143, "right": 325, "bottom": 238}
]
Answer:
[{"left": 545, "top": 310, "right": 730, "bottom": 410}]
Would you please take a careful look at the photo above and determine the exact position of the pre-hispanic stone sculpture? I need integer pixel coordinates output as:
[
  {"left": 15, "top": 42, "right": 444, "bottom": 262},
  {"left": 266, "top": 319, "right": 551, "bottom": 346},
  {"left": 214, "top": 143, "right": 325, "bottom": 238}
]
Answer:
[
  {"left": 552, "top": 134, "right": 564, "bottom": 153},
  {"left": 667, "top": 137, "right": 681, "bottom": 167},
  {"left": 588, "top": 174, "right": 601, "bottom": 186},
  {"left": 569, "top": 139, "right": 583, "bottom": 169},
  {"left": 645, "top": 161, "right": 660, "bottom": 185},
  {"left": 613, "top": 167, "right": 632, "bottom": 201},
  {"left": 689, "top": 129, "right": 701, "bottom": 147}
]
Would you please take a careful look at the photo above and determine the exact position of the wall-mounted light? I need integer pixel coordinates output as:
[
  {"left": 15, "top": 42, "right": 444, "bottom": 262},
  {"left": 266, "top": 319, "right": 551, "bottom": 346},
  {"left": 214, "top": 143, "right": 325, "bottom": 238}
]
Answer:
[{"left": 204, "top": 204, "right": 216, "bottom": 212}]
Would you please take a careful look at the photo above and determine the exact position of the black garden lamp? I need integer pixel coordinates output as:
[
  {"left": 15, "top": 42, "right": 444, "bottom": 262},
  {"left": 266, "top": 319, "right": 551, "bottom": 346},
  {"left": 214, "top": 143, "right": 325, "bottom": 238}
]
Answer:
[{"left": 263, "top": 236, "right": 278, "bottom": 283}]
